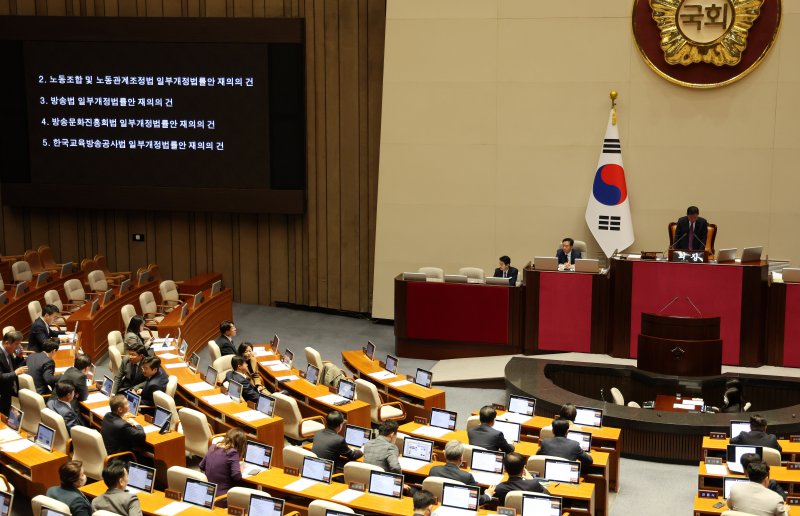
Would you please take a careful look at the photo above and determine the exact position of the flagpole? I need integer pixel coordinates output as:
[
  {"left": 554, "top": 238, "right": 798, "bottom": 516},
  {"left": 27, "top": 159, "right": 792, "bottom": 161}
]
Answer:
[{"left": 610, "top": 90, "right": 618, "bottom": 126}]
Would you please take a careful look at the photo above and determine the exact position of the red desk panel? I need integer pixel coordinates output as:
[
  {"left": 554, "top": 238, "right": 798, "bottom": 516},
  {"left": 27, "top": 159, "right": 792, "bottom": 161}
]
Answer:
[
  {"left": 783, "top": 284, "right": 800, "bottom": 367},
  {"left": 538, "top": 272, "right": 593, "bottom": 352}
]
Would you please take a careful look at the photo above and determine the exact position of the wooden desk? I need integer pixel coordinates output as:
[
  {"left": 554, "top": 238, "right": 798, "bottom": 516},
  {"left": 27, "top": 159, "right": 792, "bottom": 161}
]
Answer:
[
  {"left": 702, "top": 436, "right": 800, "bottom": 462},
  {"left": 693, "top": 496, "right": 729, "bottom": 515},
  {"left": 698, "top": 461, "right": 800, "bottom": 496},
  {"left": 0, "top": 421, "right": 68, "bottom": 496},
  {"left": 341, "top": 349, "right": 446, "bottom": 423},
  {"left": 158, "top": 287, "right": 232, "bottom": 355},
  {"left": 0, "top": 270, "right": 79, "bottom": 337},
  {"left": 177, "top": 272, "right": 223, "bottom": 295},
  {"left": 81, "top": 480, "right": 229, "bottom": 515},
  {"left": 654, "top": 394, "right": 707, "bottom": 413}
]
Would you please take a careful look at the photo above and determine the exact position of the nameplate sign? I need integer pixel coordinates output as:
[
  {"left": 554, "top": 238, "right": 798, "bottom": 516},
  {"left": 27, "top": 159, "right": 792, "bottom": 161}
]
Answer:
[
  {"left": 790, "top": 435, "right": 800, "bottom": 443},
  {"left": 787, "top": 496, "right": 800, "bottom": 506},
  {"left": 348, "top": 482, "right": 365, "bottom": 492},
  {"left": 164, "top": 489, "right": 181, "bottom": 501},
  {"left": 497, "top": 508, "right": 517, "bottom": 516},
  {"left": 227, "top": 506, "right": 244, "bottom": 516},
  {"left": 788, "top": 463, "right": 800, "bottom": 471},
  {"left": 493, "top": 403, "right": 507, "bottom": 411},
  {"left": 709, "top": 432, "right": 727, "bottom": 440},
  {"left": 283, "top": 466, "right": 299, "bottom": 476},
  {"left": 413, "top": 416, "right": 428, "bottom": 425},
  {"left": 698, "top": 490, "right": 718, "bottom": 499},
  {"left": 705, "top": 457, "right": 722, "bottom": 466}
]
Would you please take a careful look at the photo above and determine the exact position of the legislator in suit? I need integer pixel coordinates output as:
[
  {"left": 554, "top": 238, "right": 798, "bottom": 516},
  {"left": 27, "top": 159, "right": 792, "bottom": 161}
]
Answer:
[
  {"left": 673, "top": 206, "right": 708, "bottom": 251},
  {"left": 139, "top": 356, "right": 169, "bottom": 412},
  {"left": 101, "top": 396, "right": 146, "bottom": 455},
  {"left": 556, "top": 237, "right": 582, "bottom": 266},
  {"left": 312, "top": 427, "right": 363, "bottom": 467},
  {"left": 224, "top": 369, "right": 259, "bottom": 403},
  {"left": 112, "top": 344, "right": 148, "bottom": 395},
  {"left": 468, "top": 407, "right": 515, "bottom": 453},
  {"left": 26, "top": 340, "right": 61, "bottom": 395},
  {"left": 28, "top": 305, "right": 64, "bottom": 353},
  {"left": 493, "top": 255, "right": 519, "bottom": 286},
  {"left": 59, "top": 356, "right": 92, "bottom": 412},
  {"left": 538, "top": 436, "right": 594, "bottom": 466},
  {"left": 0, "top": 332, "right": 27, "bottom": 416},
  {"left": 47, "top": 395, "right": 87, "bottom": 434},
  {"left": 732, "top": 415, "right": 782, "bottom": 452}
]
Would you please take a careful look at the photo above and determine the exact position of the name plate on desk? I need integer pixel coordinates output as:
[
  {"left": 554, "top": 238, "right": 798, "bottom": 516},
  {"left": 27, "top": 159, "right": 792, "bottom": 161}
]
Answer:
[
  {"left": 788, "top": 463, "right": 800, "bottom": 470},
  {"left": 709, "top": 432, "right": 726, "bottom": 440},
  {"left": 164, "top": 489, "right": 181, "bottom": 501},
  {"left": 787, "top": 496, "right": 800, "bottom": 506},
  {"left": 669, "top": 250, "right": 708, "bottom": 263},
  {"left": 227, "top": 506, "right": 245, "bottom": 516},
  {"left": 790, "top": 435, "right": 800, "bottom": 443},
  {"left": 706, "top": 457, "right": 722, "bottom": 466},
  {"left": 698, "top": 490, "right": 718, "bottom": 499},
  {"left": 283, "top": 466, "right": 299, "bottom": 476},
  {"left": 497, "top": 508, "right": 517, "bottom": 516}
]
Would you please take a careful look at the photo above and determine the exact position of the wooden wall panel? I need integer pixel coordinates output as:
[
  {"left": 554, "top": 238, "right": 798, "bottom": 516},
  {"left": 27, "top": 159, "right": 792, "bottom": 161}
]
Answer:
[{"left": 0, "top": 0, "right": 385, "bottom": 314}]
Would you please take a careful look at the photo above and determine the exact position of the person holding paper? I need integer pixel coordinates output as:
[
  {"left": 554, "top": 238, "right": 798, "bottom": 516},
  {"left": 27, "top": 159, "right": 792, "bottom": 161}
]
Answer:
[
  {"left": 467, "top": 406, "right": 514, "bottom": 453},
  {"left": 312, "top": 410, "right": 363, "bottom": 468},
  {"left": 673, "top": 205, "right": 708, "bottom": 251}
]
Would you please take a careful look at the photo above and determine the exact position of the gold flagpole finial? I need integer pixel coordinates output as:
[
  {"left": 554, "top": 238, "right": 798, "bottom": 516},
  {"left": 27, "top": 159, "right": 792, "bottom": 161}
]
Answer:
[{"left": 610, "top": 90, "right": 618, "bottom": 126}]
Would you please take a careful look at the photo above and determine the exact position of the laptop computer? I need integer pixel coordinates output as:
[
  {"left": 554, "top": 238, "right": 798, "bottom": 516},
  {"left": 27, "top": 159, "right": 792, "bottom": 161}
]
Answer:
[
  {"left": 281, "top": 349, "right": 294, "bottom": 369},
  {"left": 60, "top": 261, "right": 73, "bottom": 276},
  {"left": 99, "top": 375, "right": 114, "bottom": 396},
  {"left": 344, "top": 424, "right": 371, "bottom": 449},
  {"left": 32, "top": 423, "right": 55, "bottom": 452},
  {"left": 567, "top": 430, "right": 592, "bottom": 452},
  {"left": 544, "top": 458, "right": 581, "bottom": 484},
  {"left": 179, "top": 303, "right": 190, "bottom": 322},
  {"left": 535, "top": 257, "right": 558, "bottom": 271},
  {"left": 364, "top": 340, "right": 376, "bottom": 360},
  {"left": 269, "top": 334, "right": 280, "bottom": 353},
  {"left": 242, "top": 441, "right": 273, "bottom": 476},
  {"left": 430, "top": 407, "right": 457, "bottom": 431},
  {"left": 193, "top": 291, "right": 203, "bottom": 309},
  {"left": 469, "top": 448, "right": 504, "bottom": 485},
  {"left": 305, "top": 364, "right": 320, "bottom": 385},
  {"left": 385, "top": 354, "right": 399, "bottom": 375},
  {"left": 182, "top": 477, "right": 217, "bottom": 509},
  {"left": 333, "top": 379, "right": 355, "bottom": 406},
  {"left": 137, "top": 270, "right": 150, "bottom": 286},
  {"left": 574, "top": 406, "right": 603, "bottom": 427},
  {"left": 89, "top": 298, "right": 100, "bottom": 316},
  {"left": 102, "top": 289, "right": 114, "bottom": 305},
  {"left": 716, "top": 248, "right": 736, "bottom": 263},
  {"left": 227, "top": 379, "right": 243, "bottom": 402},
  {"left": 13, "top": 281, "right": 28, "bottom": 298},
  {"left": 398, "top": 436, "right": 434, "bottom": 471},
  {"left": 40, "top": 509, "right": 68, "bottom": 516},
  {"left": 247, "top": 494, "right": 285, "bottom": 516},
  {"left": 402, "top": 272, "right": 427, "bottom": 282},
  {"left": 204, "top": 366, "right": 218, "bottom": 387},
  {"left": 574, "top": 259, "right": 599, "bottom": 273},
  {"left": 125, "top": 391, "right": 141, "bottom": 417},
  {"left": 179, "top": 339, "right": 188, "bottom": 358},
  {"left": 36, "top": 271, "right": 50, "bottom": 288},
  {"left": 0, "top": 292, "right": 7, "bottom": 306},
  {"left": 0, "top": 490, "right": 12, "bottom": 516},
  {"left": 256, "top": 393, "right": 277, "bottom": 417},
  {"left": 521, "top": 492, "right": 563, "bottom": 516},
  {"left": 368, "top": 470, "right": 404, "bottom": 499},
  {"left": 211, "top": 280, "right": 223, "bottom": 296},
  {"left": 188, "top": 352, "right": 200, "bottom": 373},
  {"left": 730, "top": 420, "right": 751, "bottom": 439},
  {"left": 485, "top": 276, "right": 511, "bottom": 286},
  {"left": 782, "top": 268, "right": 800, "bottom": 283},
  {"left": 153, "top": 406, "right": 171, "bottom": 431},
  {"left": 301, "top": 456, "right": 334, "bottom": 484},
  {"left": 118, "top": 278, "right": 131, "bottom": 294},
  {"left": 6, "top": 406, "right": 23, "bottom": 433},
  {"left": 126, "top": 462, "right": 156, "bottom": 494},
  {"left": 740, "top": 246, "right": 763, "bottom": 263},
  {"left": 415, "top": 368, "right": 433, "bottom": 388},
  {"left": 724, "top": 476, "right": 751, "bottom": 498},
  {"left": 432, "top": 483, "right": 480, "bottom": 516},
  {"left": 727, "top": 444, "right": 763, "bottom": 474},
  {"left": 493, "top": 419, "right": 521, "bottom": 444},
  {"left": 499, "top": 394, "right": 536, "bottom": 424},
  {"left": 443, "top": 275, "right": 468, "bottom": 284}
]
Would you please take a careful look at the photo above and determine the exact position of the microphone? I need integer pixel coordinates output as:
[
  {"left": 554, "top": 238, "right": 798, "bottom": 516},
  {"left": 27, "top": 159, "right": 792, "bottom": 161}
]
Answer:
[
  {"left": 685, "top": 296, "right": 703, "bottom": 317},
  {"left": 657, "top": 296, "right": 680, "bottom": 314},
  {"left": 600, "top": 388, "right": 606, "bottom": 402},
  {"left": 670, "top": 231, "right": 687, "bottom": 249}
]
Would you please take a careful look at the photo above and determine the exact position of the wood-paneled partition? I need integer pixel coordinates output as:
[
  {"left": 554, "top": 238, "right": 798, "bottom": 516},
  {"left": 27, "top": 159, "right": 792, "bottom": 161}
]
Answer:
[{"left": 0, "top": 0, "right": 386, "bottom": 313}]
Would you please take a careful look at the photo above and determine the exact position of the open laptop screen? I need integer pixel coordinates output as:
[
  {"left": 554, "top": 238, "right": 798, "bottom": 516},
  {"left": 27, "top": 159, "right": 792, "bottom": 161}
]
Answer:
[
  {"left": 247, "top": 494, "right": 284, "bottom": 516},
  {"left": 365, "top": 340, "right": 375, "bottom": 360},
  {"left": 508, "top": 394, "right": 536, "bottom": 416},
  {"left": 0, "top": 491, "right": 11, "bottom": 516},
  {"left": 211, "top": 280, "right": 223, "bottom": 296},
  {"left": 430, "top": 408, "right": 457, "bottom": 431},
  {"left": 344, "top": 424, "right": 371, "bottom": 448},
  {"left": 574, "top": 406, "right": 603, "bottom": 427},
  {"left": 257, "top": 394, "right": 276, "bottom": 417},
  {"left": 440, "top": 483, "right": 479, "bottom": 512},
  {"left": 567, "top": 431, "right": 592, "bottom": 452},
  {"left": 305, "top": 364, "right": 320, "bottom": 385},
  {"left": 34, "top": 423, "right": 55, "bottom": 452},
  {"left": 470, "top": 449, "right": 504, "bottom": 474},
  {"left": 385, "top": 354, "right": 398, "bottom": 374},
  {"left": 188, "top": 352, "right": 200, "bottom": 372},
  {"left": 493, "top": 419, "right": 521, "bottom": 443},
  {"left": 724, "top": 476, "right": 751, "bottom": 498},
  {"left": 415, "top": 368, "right": 433, "bottom": 388},
  {"left": 193, "top": 291, "right": 203, "bottom": 308},
  {"left": 402, "top": 437, "right": 434, "bottom": 462},
  {"left": 544, "top": 459, "right": 580, "bottom": 484},
  {"left": 204, "top": 366, "right": 218, "bottom": 387},
  {"left": 100, "top": 375, "right": 113, "bottom": 396},
  {"left": 281, "top": 349, "right": 294, "bottom": 368},
  {"left": 125, "top": 391, "right": 141, "bottom": 417},
  {"left": 6, "top": 406, "right": 22, "bottom": 432},
  {"left": 40, "top": 509, "right": 68, "bottom": 516},
  {"left": 337, "top": 379, "right": 355, "bottom": 400},
  {"left": 244, "top": 441, "right": 273, "bottom": 468},
  {"left": 727, "top": 444, "right": 763, "bottom": 467},
  {"left": 227, "top": 379, "right": 243, "bottom": 402},
  {"left": 301, "top": 456, "right": 334, "bottom": 484},
  {"left": 730, "top": 420, "right": 751, "bottom": 439},
  {"left": 522, "top": 493, "right": 563, "bottom": 516},
  {"left": 118, "top": 278, "right": 131, "bottom": 294},
  {"left": 154, "top": 406, "right": 171, "bottom": 429},
  {"left": 127, "top": 462, "right": 156, "bottom": 493},
  {"left": 182, "top": 478, "right": 217, "bottom": 509},
  {"left": 368, "top": 471, "right": 403, "bottom": 499}
]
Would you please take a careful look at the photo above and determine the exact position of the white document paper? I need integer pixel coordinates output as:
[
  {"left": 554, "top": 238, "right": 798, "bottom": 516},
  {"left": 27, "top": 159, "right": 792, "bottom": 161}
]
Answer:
[
  {"left": 143, "top": 425, "right": 161, "bottom": 434},
  {"left": 153, "top": 501, "right": 191, "bottom": 516},
  {"left": 389, "top": 379, "right": 412, "bottom": 387},
  {"left": 367, "top": 370, "right": 397, "bottom": 380},
  {"left": 0, "top": 428, "right": 20, "bottom": 443},
  {"left": 284, "top": 478, "right": 317, "bottom": 492},
  {"left": 1, "top": 439, "right": 33, "bottom": 453},
  {"left": 413, "top": 426, "right": 451, "bottom": 438},
  {"left": 184, "top": 381, "right": 214, "bottom": 392},
  {"left": 260, "top": 360, "right": 282, "bottom": 366},
  {"left": 233, "top": 410, "right": 269, "bottom": 422},
  {"left": 277, "top": 375, "right": 300, "bottom": 382},
  {"left": 705, "top": 464, "right": 728, "bottom": 476},
  {"left": 203, "top": 394, "right": 235, "bottom": 405},
  {"left": 316, "top": 394, "right": 347, "bottom": 405},
  {"left": 91, "top": 406, "right": 112, "bottom": 417},
  {"left": 164, "top": 363, "right": 188, "bottom": 369},
  {"left": 58, "top": 344, "right": 72, "bottom": 351},
  {"left": 496, "top": 412, "right": 532, "bottom": 424},
  {"left": 268, "top": 363, "right": 291, "bottom": 372},
  {"left": 252, "top": 348, "right": 273, "bottom": 357},
  {"left": 331, "top": 489, "right": 365, "bottom": 503},
  {"left": 673, "top": 403, "right": 696, "bottom": 410},
  {"left": 84, "top": 392, "right": 109, "bottom": 404},
  {"left": 157, "top": 352, "right": 179, "bottom": 359}
]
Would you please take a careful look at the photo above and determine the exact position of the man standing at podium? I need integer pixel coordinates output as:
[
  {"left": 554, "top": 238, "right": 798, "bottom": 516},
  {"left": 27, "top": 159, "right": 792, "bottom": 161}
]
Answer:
[{"left": 674, "top": 206, "right": 708, "bottom": 251}]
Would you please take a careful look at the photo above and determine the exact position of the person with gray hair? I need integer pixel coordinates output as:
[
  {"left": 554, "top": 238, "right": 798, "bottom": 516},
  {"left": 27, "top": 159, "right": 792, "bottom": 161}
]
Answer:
[{"left": 427, "top": 440, "right": 495, "bottom": 503}]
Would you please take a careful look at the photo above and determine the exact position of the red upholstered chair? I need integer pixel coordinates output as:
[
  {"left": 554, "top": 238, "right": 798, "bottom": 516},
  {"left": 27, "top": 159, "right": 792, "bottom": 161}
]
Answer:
[{"left": 668, "top": 222, "right": 717, "bottom": 259}]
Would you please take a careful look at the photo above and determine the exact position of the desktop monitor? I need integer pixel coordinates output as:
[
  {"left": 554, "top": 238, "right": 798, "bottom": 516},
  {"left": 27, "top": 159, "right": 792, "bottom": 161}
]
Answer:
[
  {"left": 211, "top": 280, "right": 223, "bottom": 296},
  {"left": 182, "top": 478, "right": 217, "bottom": 509},
  {"left": 470, "top": 449, "right": 504, "bottom": 474},
  {"left": 89, "top": 298, "right": 100, "bottom": 316},
  {"left": 521, "top": 492, "right": 563, "bottom": 516},
  {"left": 300, "top": 456, "right": 334, "bottom": 484},
  {"left": 205, "top": 366, "right": 218, "bottom": 387},
  {"left": 193, "top": 291, "right": 203, "bottom": 309},
  {"left": 430, "top": 408, "right": 457, "bottom": 431},
  {"left": 438, "top": 483, "right": 479, "bottom": 513},
  {"left": 344, "top": 424, "right": 371, "bottom": 448},
  {"left": 402, "top": 437, "right": 434, "bottom": 463},
  {"left": 179, "top": 339, "right": 188, "bottom": 358},
  {"left": 154, "top": 406, "right": 172, "bottom": 430},
  {"left": 179, "top": 303, "right": 190, "bottom": 322},
  {"left": 14, "top": 281, "right": 28, "bottom": 298},
  {"left": 137, "top": 270, "right": 151, "bottom": 286},
  {"left": 337, "top": 379, "right": 355, "bottom": 401},
  {"left": 574, "top": 406, "right": 603, "bottom": 428},
  {"left": 102, "top": 288, "right": 114, "bottom": 305},
  {"left": 368, "top": 471, "right": 404, "bottom": 499},
  {"left": 415, "top": 368, "right": 433, "bottom": 388},
  {"left": 385, "top": 354, "right": 398, "bottom": 374},
  {"left": 508, "top": 394, "right": 536, "bottom": 416},
  {"left": 727, "top": 444, "right": 764, "bottom": 468},
  {"left": 0, "top": 491, "right": 12, "bottom": 516},
  {"left": 60, "top": 261, "right": 73, "bottom": 276},
  {"left": 566, "top": 431, "right": 592, "bottom": 452},
  {"left": 493, "top": 419, "right": 521, "bottom": 443},
  {"left": 365, "top": 340, "right": 375, "bottom": 360},
  {"left": 256, "top": 394, "right": 277, "bottom": 417},
  {"left": 305, "top": 364, "right": 320, "bottom": 385},
  {"left": 6, "top": 406, "right": 22, "bottom": 432},
  {"left": 188, "top": 352, "right": 200, "bottom": 373},
  {"left": 544, "top": 459, "right": 581, "bottom": 484},
  {"left": 118, "top": 278, "right": 131, "bottom": 294},
  {"left": 125, "top": 391, "right": 141, "bottom": 417},
  {"left": 100, "top": 375, "right": 114, "bottom": 396},
  {"left": 247, "top": 494, "right": 285, "bottom": 516},
  {"left": 127, "top": 462, "right": 156, "bottom": 494},
  {"left": 730, "top": 420, "right": 751, "bottom": 439},
  {"left": 34, "top": 423, "right": 56, "bottom": 452},
  {"left": 36, "top": 271, "right": 50, "bottom": 288},
  {"left": 243, "top": 441, "right": 273, "bottom": 469},
  {"left": 281, "top": 349, "right": 294, "bottom": 368},
  {"left": 227, "top": 379, "right": 243, "bottom": 402}
]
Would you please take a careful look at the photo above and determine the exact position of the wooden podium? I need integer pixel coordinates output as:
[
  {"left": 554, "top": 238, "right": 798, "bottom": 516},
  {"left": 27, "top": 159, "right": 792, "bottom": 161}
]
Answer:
[{"left": 637, "top": 312, "right": 722, "bottom": 376}]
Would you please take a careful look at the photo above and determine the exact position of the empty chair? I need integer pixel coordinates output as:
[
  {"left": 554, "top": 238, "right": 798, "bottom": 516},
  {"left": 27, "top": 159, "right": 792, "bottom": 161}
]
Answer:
[
  {"left": 40, "top": 408, "right": 70, "bottom": 453},
  {"left": 25, "top": 249, "right": 55, "bottom": 274},
  {"left": 159, "top": 280, "right": 188, "bottom": 309},
  {"left": 422, "top": 476, "right": 465, "bottom": 500},
  {"left": 343, "top": 462, "right": 384, "bottom": 487},
  {"left": 167, "top": 466, "right": 208, "bottom": 494},
  {"left": 87, "top": 270, "right": 109, "bottom": 293},
  {"left": 0, "top": 473, "right": 13, "bottom": 494},
  {"left": 418, "top": 267, "right": 444, "bottom": 281},
  {"left": 108, "top": 330, "right": 124, "bottom": 354},
  {"left": 138, "top": 291, "right": 165, "bottom": 323},
  {"left": 44, "top": 290, "right": 71, "bottom": 325},
  {"left": 71, "top": 427, "right": 134, "bottom": 480},
  {"left": 165, "top": 375, "right": 178, "bottom": 398},
  {"left": 610, "top": 387, "right": 625, "bottom": 406},
  {"left": 178, "top": 407, "right": 213, "bottom": 459},
  {"left": 2, "top": 326, "right": 15, "bottom": 338},
  {"left": 108, "top": 346, "right": 122, "bottom": 377},
  {"left": 19, "top": 389, "right": 46, "bottom": 434},
  {"left": 354, "top": 379, "right": 405, "bottom": 424},
  {"left": 154, "top": 391, "right": 180, "bottom": 430},
  {"left": 81, "top": 258, "right": 99, "bottom": 274},
  {"left": 466, "top": 415, "right": 481, "bottom": 431},
  {"left": 224, "top": 487, "right": 269, "bottom": 511},
  {"left": 458, "top": 267, "right": 485, "bottom": 281},
  {"left": 503, "top": 491, "right": 527, "bottom": 514},
  {"left": 31, "top": 495, "right": 72, "bottom": 516},
  {"left": 212, "top": 355, "right": 234, "bottom": 378},
  {"left": 11, "top": 261, "right": 33, "bottom": 283},
  {"left": 627, "top": 401, "right": 641, "bottom": 408},
  {"left": 207, "top": 341, "right": 222, "bottom": 362},
  {"left": 120, "top": 304, "right": 137, "bottom": 329},
  {"left": 63, "top": 279, "right": 91, "bottom": 308},
  {"left": 28, "top": 300, "right": 42, "bottom": 325},
  {"left": 94, "top": 255, "right": 130, "bottom": 282},
  {"left": 308, "top": 501, "right": 354, "bottom": 516},
  {"left": 282, "top": 445, "right": 317, "bottom": 470},
  {"left": 18, "top": 373, "right": 36, "bottom": 392},
  {"left": 272, "top": 392, "right": 325, "bottom": 442},
  {"left": 147, "top": 264, "right": 163, "bottom": 284},
  {"left": 762, "top": 447, "right": 781, "bottom": 466},
  {"left": 38, "top": 245, "right": 65, "bottom": 271}
]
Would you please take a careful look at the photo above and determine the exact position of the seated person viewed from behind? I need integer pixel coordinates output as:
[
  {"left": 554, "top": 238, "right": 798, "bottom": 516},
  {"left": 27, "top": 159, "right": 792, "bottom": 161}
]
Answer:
[
  {"left": 413, "top": 489, "right": 436, "bottom": 516},
  {"left": 26, "top": 338, "right": 60, "bottom": 395},
  {"left": 224, "top": 356, "right": 263, "bottom": 403},
  {"left": 727, "top": 460, "right": 788, "bottom": 516},
  {"left": 427, "top": 440, "right": 495, "bottom": 503},
  {"left": 721, "top": 387, "right": 743, "bottom": 413},
  {"left": 311, "top": 410, "right": 364, "bottom": 466},
  {"left": 199, "top": 427, "right": 246, "bottom": 503},
  {"left": 493, "top": 451, "right": 549, "bottom": 505},
  {"left": 557, "top": 238, "right": 581, "bottom": 270},
  {"left": 740, "top": 452, "right": 787, "bottom": 500},
  {"left": 46, "top": 460, "right": 92, "bottom": 516},
  {"left": 363, "top": 420, "right": 402, "bottom": 473},
  {"left": 673, "top": 205, "right": 708, "bottom": 251},
  {"left": 124, "top": 315, "right": 150, "bottom": 351},
  {"left": 46, "top": 381, "right": 88, "bottom": 434},
  {"left": 92, "top": 459, "right": 144, "bottom": 516},
  {"left": 538, "top": 418, "right": 593, "bottom": 466},
  {"left": 136, "top": 355, "right": 168, "bottom": 413},
  {"left": 215, "top": 320, "right": 238, "bottom": 356},
  {"left": 493, "top": 255, "right": 518, "bottom": 285},
  {"left": 468, "top": 405, "right": 514, "bottom": 453},
  {"left": 732, "top": 415, "right": 781, "bottom": 452},
  {"left": 101, "top": 394, "right": 146, "bottom": 455},
  {"left": 113, "top": 343, "right": 149, "bottom": 395},
  {"left": 557, "top": 402, "right": 581, "bottom": 429},
  {"left": 59, "top": 354, "right": 93, "bottom": 411},
  {"left": 28, "top": 304, "right": 65, "bottom": 353}
]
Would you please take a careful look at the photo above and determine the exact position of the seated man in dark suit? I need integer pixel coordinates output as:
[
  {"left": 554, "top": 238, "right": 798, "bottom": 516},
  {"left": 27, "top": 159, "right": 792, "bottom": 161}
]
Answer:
[
  {"left": 215, "top": 320, "right": 238, "bottom": 356},
  {"left": 0, "top": 331, "right": 28, "bottom": 416},
  {"left": 46, "top": 381, "right": 87, "bottom": 434},
  {"left": 26, "top": 338, "right": 60, "bottom": 395},
  {"left": 556, "top": 238, "right": 581, "bottom": 270},
  {"left": 673, "top": 205, "right": 708, "bottom": 251},
  {"left": 56, "top": 355, "right": 92, "bottom": 412},
  {"left": 468, "top": 406, "right": 514, "bottom": 453},
  {"left": 428, "top": 440, "right": 494, "bottom": 503},
  {"left": 311, "top": 410, "right": 364, "bottom": 468},
  {"left": 28, "top": 304, "right": 65, "bottom": 353},
  {"left": 494, "top": 452, "right": 549, "bottom": 505},
  {"left": 537, "top": 419, "right": 593, "bottom": 466},
  {"left": 493, "top": 255, "right": 518, "bottom": 286},
  {"left": 101, "top": 394, "right": 146, "bottom": 455},
  {"left": 224, "top": 356, "right": 264, "bottom": 403},
  {"left": 112, "top": 343, "right": 148, "bottom": 395},
  {"left": 135, "top": 355, "right": 169, "bottom": 414},
  {"left": 732, "top": 414, "right": 782, "bottom": 452}
]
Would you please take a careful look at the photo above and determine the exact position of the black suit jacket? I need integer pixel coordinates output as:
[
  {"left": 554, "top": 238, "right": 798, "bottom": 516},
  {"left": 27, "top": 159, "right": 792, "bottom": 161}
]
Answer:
[
  {"left": 556, "top": 248, "right": 580, "bottom": 265},
  {"left": 494, "top": 476, "right": 548, "bottom": 505},
  {"left": 140, "top": 368, "right": 169, "bottom": 408},
  {"left": 0, "top": 350, "right": 24, "bottom": 415},
  {"left": 427, "top": 463, "right": 492, "bottom": 503},
  {"left": 28, "top": 318, "right": 62, "bottom": 353},
  {"left": 215, "top": 336, "right": 237, "bottom": 357},
  {"left": 731, "top": 430, "right": 782, "bottom": 452},
  {"left": 112, "top": 357, "right": 147, "bottom": 395},
  {"left": 493, "top": 267, "right": 519, "bottom": 286},
  {"left": 100, "top": 412, "right": 146, "bottom": 454},
  {"left": 46, "top": 397, "right": 87, "bottom": 433},
  {"left": 311, "top": 428, "right": 363, "bottom": 466},
  {"left": 224, "top": 370, "right": 259, "bottom": 403},
  {"left": 55, "top": 366, "right": 89, "bottom": 412},
  {"left": 467, "top": 423, "right": 514, "bottom": 453},
  {"left": 25, "top": 351, "right": 59, "bottom": 395},
  {"left": 674, "top": 216, "right": 708, "bottom": 251},
  {"left": 538, "top": 436, "right": 594, "bottom": 466}
]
